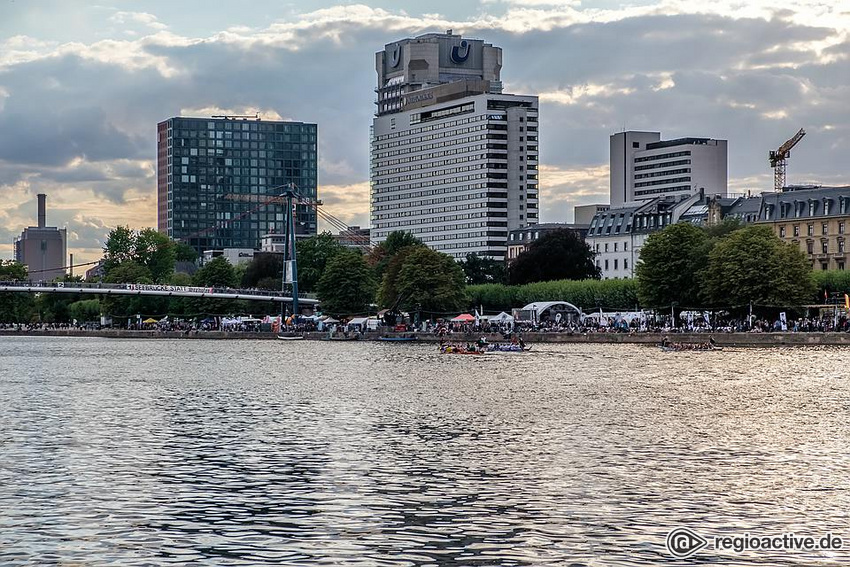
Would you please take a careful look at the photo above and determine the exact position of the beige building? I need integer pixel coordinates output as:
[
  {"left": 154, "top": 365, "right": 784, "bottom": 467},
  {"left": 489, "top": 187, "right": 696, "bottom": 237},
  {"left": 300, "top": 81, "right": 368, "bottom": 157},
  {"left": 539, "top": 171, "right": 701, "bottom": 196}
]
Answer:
[{"left": 756, "top": 186, "right": 850, "bottom": 271}]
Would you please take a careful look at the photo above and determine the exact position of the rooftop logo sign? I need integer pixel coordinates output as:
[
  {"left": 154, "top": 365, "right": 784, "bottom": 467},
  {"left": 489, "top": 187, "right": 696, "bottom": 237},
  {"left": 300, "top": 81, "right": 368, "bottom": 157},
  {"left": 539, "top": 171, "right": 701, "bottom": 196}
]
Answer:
[{"left": 451, "top": 40, "right": 470, "bottom": 64}]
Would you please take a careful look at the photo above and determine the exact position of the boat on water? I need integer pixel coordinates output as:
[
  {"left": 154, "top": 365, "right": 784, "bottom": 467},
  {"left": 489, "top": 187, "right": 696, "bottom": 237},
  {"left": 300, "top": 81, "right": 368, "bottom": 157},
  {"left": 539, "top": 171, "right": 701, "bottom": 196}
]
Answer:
[
  {"left": 440, "top": 346, "right": 482, "bottom": 355},
  {"left": 277, "top": 335, "right": 305, "bottom": 341},
  {"left": 659, "top": 337, "right": 722, "bottom": 351}
]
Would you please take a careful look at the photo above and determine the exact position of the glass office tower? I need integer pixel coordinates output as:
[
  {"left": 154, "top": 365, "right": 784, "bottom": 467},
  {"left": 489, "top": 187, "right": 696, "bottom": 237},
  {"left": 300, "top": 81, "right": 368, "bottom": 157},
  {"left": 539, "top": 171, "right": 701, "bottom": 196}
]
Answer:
[{"left": 157, "top": 116, "right": 318, "bottom": 254}]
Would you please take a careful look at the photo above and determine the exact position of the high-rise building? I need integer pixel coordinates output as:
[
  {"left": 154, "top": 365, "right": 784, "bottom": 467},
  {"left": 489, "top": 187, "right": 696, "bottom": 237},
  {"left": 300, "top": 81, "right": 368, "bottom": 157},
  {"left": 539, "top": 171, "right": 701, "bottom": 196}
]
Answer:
[
  {"left": 157, "top": 116, "right": 318, "bottom": 254},
  {"left": 371, "top": 31, "right": 539, "bottom": 260},
  {"left": 610, "top": 131, "right": 727, "bottom": 207},
  {"left": 14, "top": 193, "right": 67, "bottom": 282}
]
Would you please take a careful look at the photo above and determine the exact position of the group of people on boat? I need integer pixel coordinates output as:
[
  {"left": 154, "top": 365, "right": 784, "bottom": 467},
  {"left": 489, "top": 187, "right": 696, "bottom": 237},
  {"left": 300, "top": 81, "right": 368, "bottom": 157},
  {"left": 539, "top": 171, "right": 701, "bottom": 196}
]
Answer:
[
  {"left": 659, "top": 336, "right": 720, "bottom": 351},
  {"left": 439, "top": 336, "right": 528, "bottom": 354}
]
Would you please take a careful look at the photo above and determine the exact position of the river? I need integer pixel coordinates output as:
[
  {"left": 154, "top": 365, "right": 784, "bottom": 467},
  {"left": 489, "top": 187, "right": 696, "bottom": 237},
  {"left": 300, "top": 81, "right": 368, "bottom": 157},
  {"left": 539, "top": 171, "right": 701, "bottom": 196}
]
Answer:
[{"left": 0, "top": 337, "right": 848, "bottom": 565}]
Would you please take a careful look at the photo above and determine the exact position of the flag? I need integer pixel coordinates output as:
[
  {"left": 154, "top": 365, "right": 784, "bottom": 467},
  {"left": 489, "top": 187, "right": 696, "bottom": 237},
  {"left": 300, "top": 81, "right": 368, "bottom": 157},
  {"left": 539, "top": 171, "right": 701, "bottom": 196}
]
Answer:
[
  {"left": 825, "top": 289, "right": 829, "bottom": 301},
  {"left": 845, "top": 294, "right": 849, "bottom": 310}
]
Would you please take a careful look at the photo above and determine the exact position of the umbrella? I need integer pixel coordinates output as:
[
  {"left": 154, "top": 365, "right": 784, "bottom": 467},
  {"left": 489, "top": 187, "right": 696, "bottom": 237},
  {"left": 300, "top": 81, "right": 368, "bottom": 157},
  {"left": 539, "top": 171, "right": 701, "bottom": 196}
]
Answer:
[
  {"left": 142, "top": 317, "right": 158, "bottom": 324},
  {"left": 451, "top": 313, "right": 476, "bottom": 322}
]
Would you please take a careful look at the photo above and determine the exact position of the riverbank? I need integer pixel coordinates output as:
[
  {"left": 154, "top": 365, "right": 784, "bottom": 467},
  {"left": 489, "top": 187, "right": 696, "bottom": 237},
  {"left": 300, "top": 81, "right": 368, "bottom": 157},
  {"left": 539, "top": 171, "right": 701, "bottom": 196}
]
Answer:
[{"left": 3, "top": 329, "right": 850, "bottom": 346}]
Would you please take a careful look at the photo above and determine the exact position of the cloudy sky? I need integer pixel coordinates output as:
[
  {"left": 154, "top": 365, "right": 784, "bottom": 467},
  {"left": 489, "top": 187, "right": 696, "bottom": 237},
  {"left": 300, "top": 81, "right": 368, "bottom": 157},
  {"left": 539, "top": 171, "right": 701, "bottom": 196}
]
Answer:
[{"left": 1, "top": 0, "right": 848, "bottom": 264}]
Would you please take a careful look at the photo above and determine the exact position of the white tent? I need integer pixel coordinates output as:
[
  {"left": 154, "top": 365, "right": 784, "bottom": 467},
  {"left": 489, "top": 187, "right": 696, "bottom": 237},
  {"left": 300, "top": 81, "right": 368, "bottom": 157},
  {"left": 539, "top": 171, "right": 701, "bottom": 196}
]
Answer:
[{"left": 486, "top": 311, "right": 514, "bottom": 323}]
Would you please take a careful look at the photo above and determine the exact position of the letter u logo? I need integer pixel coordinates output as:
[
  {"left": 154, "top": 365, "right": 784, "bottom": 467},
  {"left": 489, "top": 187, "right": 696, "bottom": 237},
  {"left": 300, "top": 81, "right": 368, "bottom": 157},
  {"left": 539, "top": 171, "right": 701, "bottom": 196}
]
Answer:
[
  {"left": 389, "top": 44, "right": 401, "bottom": 68},
  {"left": 451, "top": 40, "right": 470, "bottom": 63}
]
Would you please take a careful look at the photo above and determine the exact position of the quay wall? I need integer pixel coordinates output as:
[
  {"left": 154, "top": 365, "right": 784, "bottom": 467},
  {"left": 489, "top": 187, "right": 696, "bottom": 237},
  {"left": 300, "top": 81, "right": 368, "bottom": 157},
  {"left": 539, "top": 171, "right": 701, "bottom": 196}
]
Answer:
[{"left": 2, "top": 329, "right": 850, "bottom": 347}]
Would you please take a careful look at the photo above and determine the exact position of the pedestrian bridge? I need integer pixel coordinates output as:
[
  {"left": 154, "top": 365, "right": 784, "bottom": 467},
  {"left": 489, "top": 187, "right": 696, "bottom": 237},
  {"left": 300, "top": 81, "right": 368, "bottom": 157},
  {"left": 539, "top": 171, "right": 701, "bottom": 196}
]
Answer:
[{"left": 0, "top": 281, "right": 318, "bottom": 305}]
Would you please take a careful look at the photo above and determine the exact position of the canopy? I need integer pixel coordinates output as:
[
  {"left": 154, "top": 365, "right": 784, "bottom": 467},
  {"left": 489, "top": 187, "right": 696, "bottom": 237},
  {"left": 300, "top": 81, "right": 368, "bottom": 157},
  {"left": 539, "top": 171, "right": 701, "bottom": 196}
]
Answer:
[
  {"left": 322, "top": 317, "right": 340, "bottom": 324},
  {"left": 488, "top": 311, "right": 514, "bottom": 323},
  {"left": 142, "top": 317, "right": 158, "bottom": 324},
  {"left": 348, "top": 317, "right": 369, "bottom": 326},
  {"left": 240, "top": 317, "right": 262, "bottom": 323},
  {"left": 451, "top": 313, "right": 476, "bottom": 322}
]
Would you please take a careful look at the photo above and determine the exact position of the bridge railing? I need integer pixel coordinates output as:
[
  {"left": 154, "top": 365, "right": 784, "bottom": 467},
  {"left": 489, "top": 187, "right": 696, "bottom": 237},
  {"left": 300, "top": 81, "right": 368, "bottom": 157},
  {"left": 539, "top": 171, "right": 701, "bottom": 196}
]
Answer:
[{"left": 0, "top": 280, "right": 316, "bottom": 299}]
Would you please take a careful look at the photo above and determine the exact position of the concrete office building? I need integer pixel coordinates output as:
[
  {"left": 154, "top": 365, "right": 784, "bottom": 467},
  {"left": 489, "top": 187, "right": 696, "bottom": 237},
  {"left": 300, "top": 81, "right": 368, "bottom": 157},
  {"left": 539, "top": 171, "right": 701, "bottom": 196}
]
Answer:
[
  {"left": 610, "top": 131, "right": 727, "bottom": 207},
  {"left": 371, "top": 31, "right": 539, "bottom": 259},
  {"left": 574, "top": 204, "right": 610, "bottom": 226},
  {"left": 14, "top": 194, "right": 67, "bottom": 282},
  {"left": 157, "top": 116, "right": 318, "bottom": 255}
]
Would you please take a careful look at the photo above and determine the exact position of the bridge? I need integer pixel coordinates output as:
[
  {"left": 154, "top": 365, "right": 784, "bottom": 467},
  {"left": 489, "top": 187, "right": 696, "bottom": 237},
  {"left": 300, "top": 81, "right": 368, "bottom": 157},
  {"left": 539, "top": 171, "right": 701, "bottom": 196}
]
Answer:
[{"left": 0, "top": 281, "right": 319, "bottom": 305}]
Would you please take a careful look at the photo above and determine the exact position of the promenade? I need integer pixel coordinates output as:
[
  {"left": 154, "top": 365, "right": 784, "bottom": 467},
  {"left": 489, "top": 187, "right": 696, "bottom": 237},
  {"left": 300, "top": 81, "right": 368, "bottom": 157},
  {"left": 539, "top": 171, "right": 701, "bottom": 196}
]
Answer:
[{"left": 3, "top": 328, "right": 850, "bottom": 347}]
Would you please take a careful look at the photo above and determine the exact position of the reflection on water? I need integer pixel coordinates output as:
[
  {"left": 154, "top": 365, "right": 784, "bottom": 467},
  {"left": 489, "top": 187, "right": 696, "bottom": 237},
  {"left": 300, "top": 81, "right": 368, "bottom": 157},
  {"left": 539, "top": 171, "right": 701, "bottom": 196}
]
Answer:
[{"left": 0, "top": 337, "right": 849, "bottom": 565}]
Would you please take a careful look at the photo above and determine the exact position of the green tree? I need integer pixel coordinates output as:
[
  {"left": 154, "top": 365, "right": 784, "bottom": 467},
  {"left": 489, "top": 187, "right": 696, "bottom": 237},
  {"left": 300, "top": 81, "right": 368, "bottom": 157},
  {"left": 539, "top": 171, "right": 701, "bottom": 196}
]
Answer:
[
  {"left": 193, "top": 257, "right": 238, "bottom": 288},
  {"left": 242, "top": 254, "right": 283, "bottom": 289},
  {"left": 102, "top": 225, "right": 136, "bottom": 275},
  {"left": 174, "top": 241, "right": 199, "bottom": 262},
  {"left": 295, "top": 233, "right": 347, "bottom": 292},
  {"left": 68, "top": 299, "right": 102, "bottom": 323},
  {"left": 382, "top": 247, "right": 466, "bottom": 316},
  {"left": 509, "top": 229, "right": 600, "bottom": 285},
  {"left": 458, "top": 253, "right": 507, "bottom": 285},
  {"left": 377, "top": 246, "right": 420, "bottom": 308},
  {"left": 636, "top": 223, "right": 711, "bottom": 310},
  {"left": 702, "top": 225, "right": 816, "bottom": 312},
  {"left": 135, "top": 228, "right": 176, "bottom": 283},
  {"left": 317, "top": 252, "right": 376, "bottom": 315},
  {"left": 105, "top": 261, "right": 153, "bottom": 284},
  {"left": 367, "top": 231, "right": 425, "bottom": 282},
  {"left": 0, "top": 261, "right": 35, "bottom": 322}
]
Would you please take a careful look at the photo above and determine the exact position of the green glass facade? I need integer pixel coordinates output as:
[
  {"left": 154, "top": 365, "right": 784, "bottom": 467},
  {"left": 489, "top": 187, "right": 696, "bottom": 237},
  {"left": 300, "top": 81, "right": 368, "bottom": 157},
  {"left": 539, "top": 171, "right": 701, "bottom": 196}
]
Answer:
[{"left": 157, "top": 117, "right": 318, "bottom": 254}]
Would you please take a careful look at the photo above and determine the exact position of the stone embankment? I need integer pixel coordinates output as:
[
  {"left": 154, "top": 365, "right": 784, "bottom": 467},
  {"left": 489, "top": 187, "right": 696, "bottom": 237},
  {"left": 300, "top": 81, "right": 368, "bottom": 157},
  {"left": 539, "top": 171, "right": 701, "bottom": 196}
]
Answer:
[{"left": 3, "top": 329, "right": 850, "bottom": 346}]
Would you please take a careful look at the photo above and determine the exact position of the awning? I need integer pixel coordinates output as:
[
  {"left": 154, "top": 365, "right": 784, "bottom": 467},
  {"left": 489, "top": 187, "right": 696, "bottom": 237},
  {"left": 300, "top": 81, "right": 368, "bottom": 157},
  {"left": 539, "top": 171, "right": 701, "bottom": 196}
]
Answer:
[{"left": 451, "top": 313, "right": 476, "bottom": 322}]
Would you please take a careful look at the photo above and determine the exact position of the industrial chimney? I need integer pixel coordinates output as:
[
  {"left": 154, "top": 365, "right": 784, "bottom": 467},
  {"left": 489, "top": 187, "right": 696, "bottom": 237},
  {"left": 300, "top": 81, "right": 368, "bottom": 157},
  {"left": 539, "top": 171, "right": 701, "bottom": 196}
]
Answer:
[{"left": 37, "top": 194, "right": 46, "bottom": 228}]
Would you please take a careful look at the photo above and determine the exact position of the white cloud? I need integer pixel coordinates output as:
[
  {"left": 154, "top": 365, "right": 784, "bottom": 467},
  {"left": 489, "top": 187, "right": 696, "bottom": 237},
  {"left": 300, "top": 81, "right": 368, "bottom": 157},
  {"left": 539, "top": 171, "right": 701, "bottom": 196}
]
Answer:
[{"left": 110, "top": 11, "right": 168, "bottom": 30}]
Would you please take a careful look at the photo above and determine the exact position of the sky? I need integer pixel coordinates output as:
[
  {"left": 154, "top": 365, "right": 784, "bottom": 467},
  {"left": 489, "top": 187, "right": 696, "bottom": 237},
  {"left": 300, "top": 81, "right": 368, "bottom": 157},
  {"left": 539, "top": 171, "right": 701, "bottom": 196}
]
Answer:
[{"left": 1, "top": 0, "right": 849, "bottom": 264}]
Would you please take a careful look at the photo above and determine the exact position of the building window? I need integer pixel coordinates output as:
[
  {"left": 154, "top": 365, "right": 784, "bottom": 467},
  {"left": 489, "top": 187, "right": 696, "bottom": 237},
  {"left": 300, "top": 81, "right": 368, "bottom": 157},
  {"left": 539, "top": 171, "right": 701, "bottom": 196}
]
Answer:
[
  {"left": 840, "top": 222, "right": 845, "bottom": 235},
  {"left": 779, "top": 226, "right": 786, "bottom": 237},
  {"left": 839, "top": 261, "right": 845, "bottom": 271},
  {"left": 624, "top": 259, "right": 628, "bottom": 270},
  {"left": 807, "top": 241, "right": 814, "bottom": 254},
  {"left": 605, "top": 243, "right": 609, "bottom": 252},
  {"left": 808, "top": 224, "right": 814, "bottom": 236},
  {"left": 632, "top": 141, "right": 640, "bottom": 148},
  {"left": 794, "top": 225, "right": 800, "bottom": 237},
  {"left": 623, "top": 242, "right": 628, "bottom": 251},
  {"left": 822, "top": 262, "right": 829, "bottom": 271},
  {"left": 840, "top": 240, "right": 845, "bottom": 254},
  {"left": 823, "top": 223, "right": 829, "bottom": 235},
  {"left": 614, "top": 259, "right": 619, "bottom": 270},
  {"left": 822, "top": 241, "right": 829, "bottom": 254},
  {"left": 614, "top": 242, "right": 618, "bottom": 252}
]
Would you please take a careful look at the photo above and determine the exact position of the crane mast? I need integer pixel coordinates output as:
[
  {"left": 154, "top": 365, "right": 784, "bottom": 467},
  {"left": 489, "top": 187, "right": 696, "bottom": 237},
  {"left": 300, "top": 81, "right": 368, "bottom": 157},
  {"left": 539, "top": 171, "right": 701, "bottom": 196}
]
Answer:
[{"left": 769, "top": 128, "right": 806, "bottom": 192}]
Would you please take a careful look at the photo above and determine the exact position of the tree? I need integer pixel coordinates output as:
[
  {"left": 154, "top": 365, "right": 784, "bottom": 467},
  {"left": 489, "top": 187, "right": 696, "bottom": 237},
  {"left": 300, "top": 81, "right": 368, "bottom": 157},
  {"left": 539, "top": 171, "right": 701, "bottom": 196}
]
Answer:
[
  {"left": 509, "top": 229, "right": 600, "bottom": 285},
  {"left": 135, "top": 228, "right": 176, "bottom": 283},
  {"left": 242, "top": 254, "right": 283, "bottom": 289},
  {"left": 68, "top": 299, "right": 102, "bottom": 323},
  {"left": 193, "top": 257, "right": 238, "bottom": 288},
  {"left": 295, "top": 233, "right": 347, "bottom": 292},
  {"left": 702, "top": 225, "right": 816, "bottom": 312},
  {"left": 102, "top": 225, "right": 136, "bottom": 276},
  {"left": 317, "top": 252, "right": 376, "bottom": 315},
  {"left": 458, "top": 253, "right": 507, "bottom": 285},
  {"left": 174, "top": 241, "right": 198, "bottom": 262},
  {"left": 381, "top": 247, "right": 466, "bottom": 316},
  {"left": 105, "top": 261, "right": 153, "bottom": 284},
  {"left": 367, "top": 231, "right": 425, "bottom": 282},
  {"left": 377, "top": 246, "right": 420, "bottom": 308},
  {"left": 0, "top": 261, "right": 35, "bottom": 322},
  {"left": 636, "top": 223, "right": 710, "bottom": 310}
]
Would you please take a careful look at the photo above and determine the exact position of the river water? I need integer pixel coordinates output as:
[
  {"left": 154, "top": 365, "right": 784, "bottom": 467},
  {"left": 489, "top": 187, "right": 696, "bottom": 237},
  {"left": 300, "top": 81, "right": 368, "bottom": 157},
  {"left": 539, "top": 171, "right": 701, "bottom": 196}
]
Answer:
[{"left": 0, "top": 337, "right": 848, "bottom": 566}]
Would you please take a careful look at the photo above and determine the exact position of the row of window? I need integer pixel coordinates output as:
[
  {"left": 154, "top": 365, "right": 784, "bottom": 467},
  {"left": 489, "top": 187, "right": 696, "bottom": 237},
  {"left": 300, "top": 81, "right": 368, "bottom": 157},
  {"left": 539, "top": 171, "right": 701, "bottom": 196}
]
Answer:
[
  {"left": 371, "top": 182, "right": 492, "bottom": 203},
  {"left": 634, "top": 150, "right": 691, "bottom": 163},
  {"left": 373, "top": 133, "right": 489, "bottom": 159},
  {"left": 375, "top": 144, "right": 491, "bottom": 168},
  {"left": 410, "top": 103, "right": 475, "bottom": 125},
  {"left": 170, "top": 120, "right": 314, "bottom": 133},
  {"left": 375, "top": 210, "right": 504, "bottom": 229},
  {"left": 171, "top": 145, "right": 316, "bottom": 160},
  {"left": 596, "top": 258, "right": 630, "bottom": 271},
  {"left": 594, "top": 241, "right": 629, "bottom": 253},
  {"left": 802, "top": 240, "right": 847, "bottom": 254},
  {"left": 766, "top": 197, "right": 850, "bottom": 219},
  {"left": 373, "top": 201, "right": 496, "bottom": 221},
  {"left": 780, "top": 222, "right": 846, "bottom": 238},
  {"left": 634, "top": 176, "right": 691, "bottom": 188},
  {"left": 418, "top": 230, "right": 509, "bottom": 243},
  {"left": 634, "top": 185, "right": 692, "bottom": 197},
  {"left": 634, "top": 168, "right": 690, "bottom": 180},
  {"left": 634, "top": 159, "right": 691, "bottom": 172},
  {"left": 372, "top": 172, "right": 489, "bottom": 194},
  {"left": 170, "top": 137, "right": 315, "bottom": 151},
  {"left": 374, "top": 153, "right": 487, "bottom": 177},
  {"left": 374, "top": 115, "right": 487, "bottom": 145},
  {"left": 372, "top": 191, "right": 507, "bottom": 212},
  {"left": 373, "top": 220, "right": 506, "bottom": 239}
]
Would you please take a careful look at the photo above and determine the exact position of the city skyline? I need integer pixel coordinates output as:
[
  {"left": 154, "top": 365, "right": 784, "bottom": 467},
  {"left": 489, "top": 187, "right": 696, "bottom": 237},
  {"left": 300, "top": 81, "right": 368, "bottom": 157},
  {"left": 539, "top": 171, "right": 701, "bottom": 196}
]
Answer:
[{"left": 1, "top": 1, "right": 848, "bottom": 264}]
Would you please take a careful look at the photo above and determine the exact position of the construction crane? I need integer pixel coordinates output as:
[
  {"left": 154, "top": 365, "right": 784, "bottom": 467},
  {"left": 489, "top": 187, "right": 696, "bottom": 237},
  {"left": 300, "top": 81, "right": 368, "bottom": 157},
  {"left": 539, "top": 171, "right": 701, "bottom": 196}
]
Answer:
[{"left": 769, "top": 128, "right": 806, "bottom": 192}]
